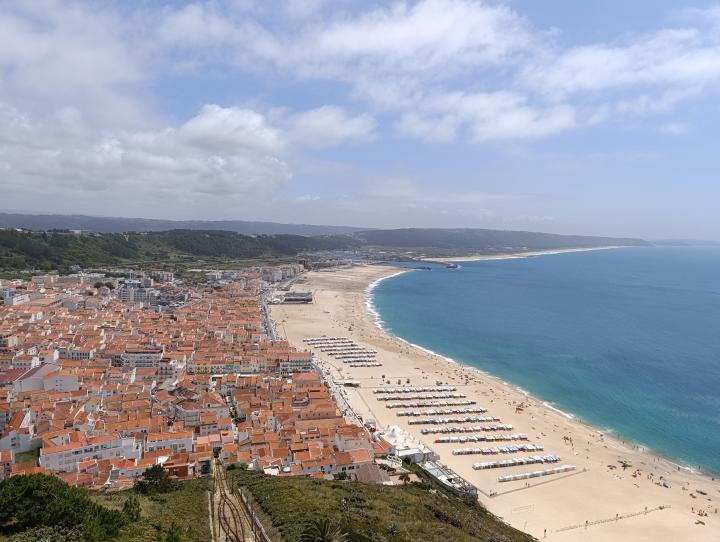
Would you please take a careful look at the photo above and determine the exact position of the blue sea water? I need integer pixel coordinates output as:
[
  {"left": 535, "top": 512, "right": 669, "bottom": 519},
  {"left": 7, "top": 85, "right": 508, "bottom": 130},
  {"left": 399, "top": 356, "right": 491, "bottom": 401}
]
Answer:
[{"left": 371, "top": 247, "right": 720, "bottom": 475}]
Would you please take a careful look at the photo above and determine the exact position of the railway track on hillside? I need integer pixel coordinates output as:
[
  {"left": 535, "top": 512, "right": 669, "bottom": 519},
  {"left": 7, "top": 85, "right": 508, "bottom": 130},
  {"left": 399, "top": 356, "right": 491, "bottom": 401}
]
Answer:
[{"left": 213, "top": 459, "right": 254, "bottom": 542}]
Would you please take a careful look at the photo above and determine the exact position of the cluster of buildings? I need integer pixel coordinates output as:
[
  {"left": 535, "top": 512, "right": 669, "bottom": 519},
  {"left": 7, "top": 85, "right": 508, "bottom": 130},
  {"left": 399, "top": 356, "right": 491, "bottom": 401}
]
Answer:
[{"left": 0, "top": 265, "right": 391, "bottom": 489}]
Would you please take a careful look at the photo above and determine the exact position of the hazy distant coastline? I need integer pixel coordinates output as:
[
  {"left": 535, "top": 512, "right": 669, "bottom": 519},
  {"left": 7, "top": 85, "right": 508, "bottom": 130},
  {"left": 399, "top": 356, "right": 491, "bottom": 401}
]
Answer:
[{"left": 425, "top": 245, "right": 627, "bottom": 262}]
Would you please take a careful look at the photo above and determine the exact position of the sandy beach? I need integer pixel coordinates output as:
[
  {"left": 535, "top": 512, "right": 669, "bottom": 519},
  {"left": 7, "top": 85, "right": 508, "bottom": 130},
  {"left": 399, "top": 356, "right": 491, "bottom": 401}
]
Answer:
[
  {"left": 426, "top": 246, "right": 628, "bottom": 262},
  {"left": 271, "top": 264, "right": 720, "bottom": 541}
]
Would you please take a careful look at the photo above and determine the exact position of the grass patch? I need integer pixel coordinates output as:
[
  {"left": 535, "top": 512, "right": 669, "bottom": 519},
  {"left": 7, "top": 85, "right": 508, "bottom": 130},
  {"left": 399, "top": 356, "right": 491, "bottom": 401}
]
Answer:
[
  {"left": 91, "top": 478, "right": 212, "bottom": 542},
  {"left": 13, "top": 449, "right": 39, "bottom": 465},
  {"left": 229, "top": 470, "right": 535, "bottom": 542}
]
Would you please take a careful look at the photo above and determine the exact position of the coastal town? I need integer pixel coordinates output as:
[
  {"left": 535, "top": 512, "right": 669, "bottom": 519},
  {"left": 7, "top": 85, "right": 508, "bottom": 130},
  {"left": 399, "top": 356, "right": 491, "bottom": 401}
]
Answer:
[
  {"left": 1, "top": 259, "right": 719, "bottom": 541},
  {"left": 0, "top": 268, "right": 314, "bottom": 483},
  {"left": 0, "top": 264, "right": 438, "bottom": 495}
]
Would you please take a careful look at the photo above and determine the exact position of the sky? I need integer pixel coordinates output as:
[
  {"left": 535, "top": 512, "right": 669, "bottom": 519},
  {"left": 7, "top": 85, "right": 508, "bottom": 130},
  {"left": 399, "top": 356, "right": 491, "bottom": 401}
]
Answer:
[{"left": 2, "top": 0, "right": 720, "bottom": 239}]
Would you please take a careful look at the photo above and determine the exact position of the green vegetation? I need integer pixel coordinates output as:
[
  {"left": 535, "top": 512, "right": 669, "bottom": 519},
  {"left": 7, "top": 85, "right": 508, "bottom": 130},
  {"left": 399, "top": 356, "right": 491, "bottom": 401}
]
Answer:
[
  {"left": 135, "top": 464, "right": 178, "bottom": 495},
  {"left": 0, "top": 229, "right": 360, "bottom": 272},
  {"left": 299, "top": 518, "right": 348, "bottom": 542},
  {"left": 353, "top": 228, "right": 648, "bottom": 251},
  {"left": 12, "top": 448, "right": 39, "bottom": 465},
  {"left": 0, "top": 474, "right": 211, "bottom": 542},
  {"left": 1, "top": 223, "right": 651, "bottom": 276},
  {"left": 121, "top": 494, "right": 141, "bottom": 522},
  {"left": 92, "top": 477, "right": 212, "bottom": 542},
  {"left": 93, "top": 281, "right": 115, "bottom": 289},
  {"left": 0, "top": 474, "right": 126, "bottom": 541},
  {"left": 0, "top": 223, "right": 651, "bottom": 274},
  {"left": 229, "top": 469, "right": 535, "bottom": 542}
]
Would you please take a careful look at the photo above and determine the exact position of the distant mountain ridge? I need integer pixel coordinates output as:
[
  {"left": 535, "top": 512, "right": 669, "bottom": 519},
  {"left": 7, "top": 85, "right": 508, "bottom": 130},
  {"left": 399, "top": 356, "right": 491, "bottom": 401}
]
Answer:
[
  {"left": 0, "top": 213, "right": 650, "bottom": 269},
  {"left": 352, "top": 228, "right": 649, "bottom": 250},
  {"left": 0, "top": 212, "right": 365, "bottom": 236}
]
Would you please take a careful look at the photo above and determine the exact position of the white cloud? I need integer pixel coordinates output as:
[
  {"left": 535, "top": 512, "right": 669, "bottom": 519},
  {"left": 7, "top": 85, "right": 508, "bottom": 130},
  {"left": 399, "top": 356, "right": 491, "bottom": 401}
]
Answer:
[
  {"left": 4, "top": 0, "right": 720, "bottom": 225},
  {"left": 226, "top": 1, "right": 720, "bottom": 141},
  {"left": 396, "top": 112, "right": 459, "bottom": 143},
  {"left": 156, "top": 3, "right": 237, "bottom": 47},
  {"left": 398, "top": 91, "right": 576, "bottom": 142},
  {"left": 180, "top": 105, "right": 284, "bottom": 153},
  {"left": 288, "top": 106, "right": 376, "bottom": 147},
  {"left": 8, "top": 0, "right": 714, "bottom": 150},
  {"left": 0, "top": 1, "right": 149, "bottom": 126},
  {"left": 0, "top": 104, "right": 291, "bottom": 199},
  {"left": 302, "top": 0, "right": 532, "bottom": 74},
  {"left": 364, "top": 177, "right": 523, "bottom": 205},
  {"left": 149, "top": 0, "right": 549, "bottom": 144},
  {"left": 288, "top": 174, "right": 537, "bottom": 228},
  {"left": 521, "top": 23, "right": 720, "bottom": 112}
]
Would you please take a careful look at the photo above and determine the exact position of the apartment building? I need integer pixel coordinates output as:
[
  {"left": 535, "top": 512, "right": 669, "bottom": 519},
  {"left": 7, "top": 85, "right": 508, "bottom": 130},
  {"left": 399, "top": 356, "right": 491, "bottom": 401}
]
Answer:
[
  {"left": 39, "top": 434, "right": 142, "bottom": 472},
  {"left": 145, "top": 431, "right": 194, "bottom": 455},
  {"left": 121, "top": 347, "right": 164, "bottom": 368}
]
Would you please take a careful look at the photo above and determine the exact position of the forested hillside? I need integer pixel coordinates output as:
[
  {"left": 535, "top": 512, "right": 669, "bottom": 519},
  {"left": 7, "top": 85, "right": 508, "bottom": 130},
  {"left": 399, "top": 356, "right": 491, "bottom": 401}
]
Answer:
[
  {"left": 0, "top": 229, "right": 359, "bottom": 270},
  {"left": 0, "top": 225, "right": 650, "bottom": 272}
]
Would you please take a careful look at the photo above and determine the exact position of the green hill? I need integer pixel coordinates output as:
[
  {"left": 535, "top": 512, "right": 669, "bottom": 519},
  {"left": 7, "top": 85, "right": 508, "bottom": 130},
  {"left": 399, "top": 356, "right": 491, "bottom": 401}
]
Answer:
[
  {"left": 353, "top": 227, "right": 648, "bottom": 251},
  {"left": 0, "top": 474, "right": 127, "bottom": 541},
  {"left": 230, "top": 469, "right": 534, "bottom": 542},
  {"left": 0, "top": 474, "right": 212, "bottom": 542},
  {"left": 0, "top": 229, "right": 360, "bottom": 271},
  {"left": 0, "top": 225, "right": 651, "bottom": 273}
]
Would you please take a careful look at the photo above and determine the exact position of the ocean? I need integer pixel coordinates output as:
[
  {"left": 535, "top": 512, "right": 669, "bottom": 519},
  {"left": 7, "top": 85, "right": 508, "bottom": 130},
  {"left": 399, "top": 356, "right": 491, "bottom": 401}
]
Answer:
[{"left": 370, "top": 247, "right": 720, "bottom": 476}]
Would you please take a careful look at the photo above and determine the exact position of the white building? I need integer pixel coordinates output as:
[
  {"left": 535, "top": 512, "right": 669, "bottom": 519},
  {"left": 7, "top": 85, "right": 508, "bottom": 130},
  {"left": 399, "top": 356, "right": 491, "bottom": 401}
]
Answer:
[
  {"left": 43, "top": 371, "right": 80, "bottom": 393},
  {"left": 279, "top": 353, "right": 315, "bottom": 376},
  {"left": 0, "top": 411, "right": 36, "bottom": 453},
  {"left": 121, "top": 347, "right": 164, "bottom": 369},
  {"left": 0, "top": 288, "right": 30, "bottom": 306},
  {"left": 39, "top": 434, "right": 142, "bottom": 472},
  {"left": 144, "top": 431, "right": 194, "bottom": 454},
  {"left": 58, "top": 346, "right": 96, "bottom": 360},
  {"left": 115, "top": 284, "right": 158, "bottom": 305}
]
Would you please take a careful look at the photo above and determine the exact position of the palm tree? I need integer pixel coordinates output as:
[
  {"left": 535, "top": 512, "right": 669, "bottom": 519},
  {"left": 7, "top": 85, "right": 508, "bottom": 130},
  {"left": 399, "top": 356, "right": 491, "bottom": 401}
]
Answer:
[{"left": 298, "top": 518, "right": 348, "bottom": 542}]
